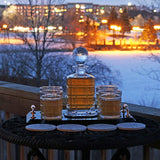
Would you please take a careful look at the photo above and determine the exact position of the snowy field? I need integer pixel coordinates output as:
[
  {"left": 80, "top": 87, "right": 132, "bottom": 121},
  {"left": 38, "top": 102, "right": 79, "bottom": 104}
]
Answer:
[{"left": 88, "top": 50, "right": 160, "bottom": 108}]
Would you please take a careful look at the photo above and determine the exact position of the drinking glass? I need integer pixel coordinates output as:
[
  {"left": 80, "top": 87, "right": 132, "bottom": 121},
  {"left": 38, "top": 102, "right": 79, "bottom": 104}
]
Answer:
[
  {"left": 40, "top": 86, "right": 63, "bottom": 120},
  {"left": 97, "top": 85, "right": 122, "bottom": 119},
  {"left": 96, "top": 85, "right": 118, "bottom": 108}
]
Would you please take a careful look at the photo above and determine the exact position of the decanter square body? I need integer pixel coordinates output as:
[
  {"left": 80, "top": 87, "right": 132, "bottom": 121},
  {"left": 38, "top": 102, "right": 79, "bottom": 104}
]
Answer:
[{"left": 66, "top": 47, "right": 96, "bottom": 117}]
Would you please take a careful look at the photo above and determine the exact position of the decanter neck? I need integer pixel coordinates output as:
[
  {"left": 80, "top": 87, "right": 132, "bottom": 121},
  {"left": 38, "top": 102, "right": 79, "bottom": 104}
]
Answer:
[{"left": 76, "top": 64, "right": 86, "bottom": 75}]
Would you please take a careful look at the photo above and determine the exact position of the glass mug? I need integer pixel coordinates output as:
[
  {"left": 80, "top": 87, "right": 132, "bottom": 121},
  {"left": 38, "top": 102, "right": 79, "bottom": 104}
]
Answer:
[
  {"left": 96, "top": 85, "right": 118, "bottom": 108},
  {"left": 40, "top": 86, "right": 63, "bottom": 120},
  {"left": 97, "top": 85, "right": 122, "bottom": 119}
]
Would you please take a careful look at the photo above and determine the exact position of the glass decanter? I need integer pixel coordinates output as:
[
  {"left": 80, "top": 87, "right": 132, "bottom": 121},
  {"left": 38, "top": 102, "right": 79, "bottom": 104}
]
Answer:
[{"left": 66, "top": 47, "right": 97, "bottom": 118}]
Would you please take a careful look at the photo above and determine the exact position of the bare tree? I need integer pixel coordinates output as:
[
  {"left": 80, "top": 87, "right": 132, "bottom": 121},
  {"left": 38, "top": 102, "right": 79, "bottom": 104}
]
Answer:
[
  {"left": 3, "top": 0, "right": 64, "bottom": 86},
  {"left": 141, "top": 53, "right": 160, "bottom": 83},
  {"left": 134, "top": 51, "right": 160, "bottom": 107},
  {"left": 0, "top": 53, "right": 121, "bottom": 92},
  {"left": 2, "top": 5, "right": 20, "bottom": 28},
  {"left": 44, "top": 54, "right": 121, "bottom": 92}
]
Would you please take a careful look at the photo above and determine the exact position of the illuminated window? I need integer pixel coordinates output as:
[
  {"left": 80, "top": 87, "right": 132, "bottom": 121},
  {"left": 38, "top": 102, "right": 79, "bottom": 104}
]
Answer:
[
  {"left": 119, "top": 8, "right": 123, "bottom": 13},
  {"left": 89, "top": 8, "right": 93, "bottom": 12},
  {"left": 76, "top": 4, "right": 80, "bottom": 8},
  {"left": 79, "top": 19, "right": 85, "bottom": 23},
  {"left": 58, "top": 26, "right": 63, "bottom": 30},
  {"left": 100, "top": 10, "right": 104, "bottom": 14},
  {"left": 81, "top": 5, "right": 85, "bottom": 9}
]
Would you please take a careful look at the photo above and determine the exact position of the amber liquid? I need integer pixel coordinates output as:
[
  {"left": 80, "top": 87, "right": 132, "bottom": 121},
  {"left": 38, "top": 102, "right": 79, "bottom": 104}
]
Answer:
[
  {"left": 67, "top": 77, "right": 95, "bottom": 110},
  {"left": 100, "top": 97, "right": 121, "bottom": 119},
  {"left": 40, "top": 98, "right": 62, "bottom": 119}
]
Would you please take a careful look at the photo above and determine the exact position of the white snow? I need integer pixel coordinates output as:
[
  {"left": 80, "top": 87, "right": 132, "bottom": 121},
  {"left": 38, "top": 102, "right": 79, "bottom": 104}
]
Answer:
[{"left": 89, "top": 50, "right": 160, "bottom": 108}]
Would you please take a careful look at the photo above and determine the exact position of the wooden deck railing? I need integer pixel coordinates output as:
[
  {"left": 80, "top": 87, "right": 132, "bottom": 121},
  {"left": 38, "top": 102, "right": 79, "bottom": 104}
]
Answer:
[{"left": 0, "top": 80, "right": 160, "bottom": 160}]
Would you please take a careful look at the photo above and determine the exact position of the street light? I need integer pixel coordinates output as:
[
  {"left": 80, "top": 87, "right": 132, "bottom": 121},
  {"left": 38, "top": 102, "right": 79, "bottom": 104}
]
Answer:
[
  {"left": 154, "top": 25, "right": 160, "bottom": 30},
  {"left": 110, "top": 25, "right": 121, "bottom": 31},
  {"left": 2, "top": 24, "right": 8, "bottom": 29},
  {"left": 101, "top": 19, "right": 108, "bottom": 24}
]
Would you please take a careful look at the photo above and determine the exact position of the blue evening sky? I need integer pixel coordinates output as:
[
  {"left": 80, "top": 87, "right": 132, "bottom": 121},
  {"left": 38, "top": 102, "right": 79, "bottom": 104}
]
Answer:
[{"left": 0, "top": 0, "right": 154, "bottom": 7}]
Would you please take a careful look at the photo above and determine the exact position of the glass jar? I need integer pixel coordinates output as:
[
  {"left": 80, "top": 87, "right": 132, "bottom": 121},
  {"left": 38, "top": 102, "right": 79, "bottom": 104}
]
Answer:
[
  {"left": 96, "top": 85, "right": 118, "bottom": 108},
  {"left": 40, "top": 86, "right": 63, "bottom": 120},
  {"left": 97, "top": 85, "right": 122, "bottom": 119}
]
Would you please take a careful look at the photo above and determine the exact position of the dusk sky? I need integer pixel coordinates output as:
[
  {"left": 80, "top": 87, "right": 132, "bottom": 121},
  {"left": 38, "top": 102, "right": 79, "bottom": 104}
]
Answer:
[{"left": 0, "top": 0, "right": 153, "bottom": 6}]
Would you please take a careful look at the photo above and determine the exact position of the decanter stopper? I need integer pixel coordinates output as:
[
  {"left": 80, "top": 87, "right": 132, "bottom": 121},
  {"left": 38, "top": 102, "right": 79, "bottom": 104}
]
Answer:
[
  {"left": 73, "top": 47, "right": 88, "bottom": 64},
  {"left": 73, "top": 47, "right": 88, "bottom": 75}
]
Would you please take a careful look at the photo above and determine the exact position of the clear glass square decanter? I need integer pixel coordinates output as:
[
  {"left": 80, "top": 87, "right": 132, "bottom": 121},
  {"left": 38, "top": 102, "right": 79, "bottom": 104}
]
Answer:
[{"left": 66, "top": 47, "right": 97, "bottom": 117}]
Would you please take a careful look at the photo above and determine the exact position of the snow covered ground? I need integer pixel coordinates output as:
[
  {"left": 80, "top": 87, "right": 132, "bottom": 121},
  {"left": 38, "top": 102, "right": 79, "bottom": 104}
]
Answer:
[{"left": 88, "top": 50, "right": 160, "bottom": 108}]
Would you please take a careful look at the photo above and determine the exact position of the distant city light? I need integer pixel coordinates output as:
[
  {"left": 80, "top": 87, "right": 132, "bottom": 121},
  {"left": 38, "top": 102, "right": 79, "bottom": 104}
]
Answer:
[
  {"left": 58, "top": 26, "right": 63, "bottom": 30},
  {"left": 110, "top": 25, "right": 121, "bottom": 31},
  {"left": 128, "top": 2, "right": 132, "bottom": 6},
  {"left": 119, "top": 8, "right": 123, "bottom": 13},
  {"left": 13, "top": 26, "right": 30, "bottom": 32},
  {"left": 80, "top": 5, "right": 85, "bottom": 9},
  {"left": 100, "top": 9, "right": 104, "bottom": 14},
  {"left": 76, "top": 4, "right": 80, "bottom": 8},
  {"left": 48, "top": 26, "right": 56, "bottom": 30},
  {"left": 79, "top": 19, "right": 85, "bottom": 23},
  {"left": 2, "top": 24, "right": 8, "bottom": 29},
  {"left": 132, "top": 26, "right": 144, "bottom": 31},
  {"left": 154, "top": 25, "right": 160, "bottom": 30},
  {"left": 132, "top": 26, "right": 140, "bottom": 31},
  {"left": 101, "top": 19, "right": 108, "bottom": 24}
]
